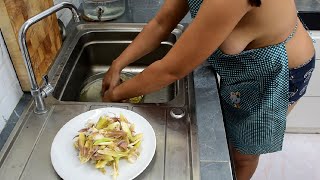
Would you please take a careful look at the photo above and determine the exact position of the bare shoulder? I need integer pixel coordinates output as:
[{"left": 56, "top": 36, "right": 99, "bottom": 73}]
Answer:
[
  {"left": 218, "top": 0, "right": 298, "bottom": 53},
  {"left": 244, "top": 0, "right": 298, "bottom": 47},
  {"left": 241, "top": 0, "right": 314, "bottom": 67}
]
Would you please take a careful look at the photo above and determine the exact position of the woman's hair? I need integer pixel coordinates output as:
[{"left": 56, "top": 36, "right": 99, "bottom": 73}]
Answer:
[{"left": 248, "top": 0, "right": 261, "bottom": 7}]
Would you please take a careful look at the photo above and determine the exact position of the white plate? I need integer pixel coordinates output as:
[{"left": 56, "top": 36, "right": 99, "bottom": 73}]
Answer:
[{"left": 51, "top": 107, "right": 156, "bottom": 180}]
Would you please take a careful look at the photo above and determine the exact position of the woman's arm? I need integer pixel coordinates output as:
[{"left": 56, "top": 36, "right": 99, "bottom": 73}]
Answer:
[
  {"left": 101, "top": 0, "right": 189, "bottom": 94},
  {"left": 104, "top": 0, "right": 252, "bottom": 102},
  {"left": 111, "top": 0, "right": 189, "bottom": 70}
]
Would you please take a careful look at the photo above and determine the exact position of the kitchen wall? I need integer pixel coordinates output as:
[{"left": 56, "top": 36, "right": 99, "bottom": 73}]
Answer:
[
  {"left": 0, "top": 31, "right": 23, "bottom": 132},
  {"left": 54, "top": 0, "right": 81, "bottom": 26}
]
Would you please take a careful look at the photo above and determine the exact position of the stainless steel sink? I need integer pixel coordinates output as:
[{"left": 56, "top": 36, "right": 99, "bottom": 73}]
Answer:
[
  {"left": 0, "top": 23, "right": 200, "bottom": 180},
  {"left": 52, "top": 24, "right": 185, "bottom": 105}
]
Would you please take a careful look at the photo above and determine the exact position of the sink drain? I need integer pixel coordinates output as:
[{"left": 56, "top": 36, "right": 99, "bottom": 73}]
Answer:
[{"left": 170, "top": 108, "right": 185, "bottom": 119}]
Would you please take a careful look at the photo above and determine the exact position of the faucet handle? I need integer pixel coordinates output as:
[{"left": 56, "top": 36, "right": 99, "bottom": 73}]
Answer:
[
  {"left": 42, "top": 75, "right": 49, "bottom": 86},
  {"left": 41, "top": 74, "right": 54, "bottom": 98}
]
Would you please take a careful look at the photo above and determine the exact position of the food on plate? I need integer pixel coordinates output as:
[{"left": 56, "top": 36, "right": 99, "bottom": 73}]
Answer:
[{"left": 73, "top": 113, "right": 143, "bottom": 179}]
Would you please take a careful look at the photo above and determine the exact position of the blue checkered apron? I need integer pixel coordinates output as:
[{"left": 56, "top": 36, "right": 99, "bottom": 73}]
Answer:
[{"left": 187, "top": 0, "right": 292, "bottom": 154}]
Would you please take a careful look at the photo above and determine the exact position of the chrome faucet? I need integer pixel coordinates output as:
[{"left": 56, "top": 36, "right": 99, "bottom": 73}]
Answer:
[{"left": 18, "top": 2, "right": 81, "bottom": 114}]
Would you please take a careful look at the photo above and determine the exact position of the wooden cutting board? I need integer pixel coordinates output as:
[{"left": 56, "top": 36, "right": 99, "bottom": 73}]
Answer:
[{"left": 0, "top": 0, "right": 62, "bottom": 91}]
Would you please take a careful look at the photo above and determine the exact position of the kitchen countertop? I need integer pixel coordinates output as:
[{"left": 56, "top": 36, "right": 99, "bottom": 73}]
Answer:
[
  {"left": 296, "top": 0, "right": 320, "bottom": 30},
  {"left": 1, "top": 0, "right": 319, "bottom": 179},
  {"left": 296, "top": 0, "right": 320, "bottom": 11}
]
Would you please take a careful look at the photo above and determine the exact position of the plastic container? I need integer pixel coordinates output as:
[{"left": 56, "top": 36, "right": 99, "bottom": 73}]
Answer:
[{"left": 82, "top": 0, "right": 125, "bottom": 21}]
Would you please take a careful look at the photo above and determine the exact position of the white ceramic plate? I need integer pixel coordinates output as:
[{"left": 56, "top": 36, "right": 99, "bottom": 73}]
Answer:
[{"left": 51, "top": 107, "right": 156, "bottom": 180}]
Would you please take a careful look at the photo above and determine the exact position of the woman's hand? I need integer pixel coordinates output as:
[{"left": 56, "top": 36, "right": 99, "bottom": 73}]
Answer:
[
  {"left": 101, "top": 61, "right": 121, "bottom": 101},
  {"left": 102, "top": 86, "right": 116, "bottom": 102}
]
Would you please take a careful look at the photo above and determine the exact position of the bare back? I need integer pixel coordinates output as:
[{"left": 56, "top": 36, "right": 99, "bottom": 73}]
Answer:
[{"left": 219, "top": 0, "right": 315, "bottom": 68}]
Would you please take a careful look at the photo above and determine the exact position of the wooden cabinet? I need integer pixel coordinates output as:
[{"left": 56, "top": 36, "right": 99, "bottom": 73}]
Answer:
[{"left": 0, "top": 0, "right": 61, "bottom": 91}]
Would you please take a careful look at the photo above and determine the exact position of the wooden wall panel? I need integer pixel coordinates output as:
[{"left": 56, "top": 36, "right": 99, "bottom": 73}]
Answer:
[{"left": 0, "top": 0, "right": 62, "bottom": 91}]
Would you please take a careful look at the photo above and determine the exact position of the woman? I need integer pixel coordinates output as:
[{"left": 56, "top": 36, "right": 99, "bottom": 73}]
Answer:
[{"left": 101, "top": 0, "right": 315, "bottom": 179}]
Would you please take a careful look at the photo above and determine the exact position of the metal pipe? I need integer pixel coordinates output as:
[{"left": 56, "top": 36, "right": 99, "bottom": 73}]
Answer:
[{"left": 18, "top": 2, "right": 80, "bottom": 114}]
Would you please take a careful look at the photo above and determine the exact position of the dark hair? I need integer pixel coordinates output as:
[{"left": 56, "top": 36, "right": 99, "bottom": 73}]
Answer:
[{"left": 248, "top": 0, "right": 261, "bottom": 7}]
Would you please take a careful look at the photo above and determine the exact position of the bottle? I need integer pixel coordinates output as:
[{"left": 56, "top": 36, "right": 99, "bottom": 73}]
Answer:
[{"left": 82, "top": 0, "right": 125, "bottom": 21}]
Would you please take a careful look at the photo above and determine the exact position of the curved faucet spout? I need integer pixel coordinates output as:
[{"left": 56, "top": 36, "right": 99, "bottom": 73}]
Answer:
[{"left": 18, "top": 2, "right": 81, "bottom": 114}]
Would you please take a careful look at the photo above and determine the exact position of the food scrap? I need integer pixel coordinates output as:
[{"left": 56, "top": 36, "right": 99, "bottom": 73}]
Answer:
[{"left": 73, "top": 113, "right": 143, "bottom": 179}]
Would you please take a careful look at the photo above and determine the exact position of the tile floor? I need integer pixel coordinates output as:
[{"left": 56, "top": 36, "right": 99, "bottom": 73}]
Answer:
[{"left": 252, "top": 133, "right": 320, "bottom": 180}]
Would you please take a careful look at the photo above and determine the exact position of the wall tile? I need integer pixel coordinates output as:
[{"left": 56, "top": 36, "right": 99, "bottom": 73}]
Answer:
[
  {"left": 54, "top": 0, "right": 81, "bottom": 25},
  {"left": 310, "top": 31, "right": 320, "bottom": 59},
  {"left": 59, "top": 10, "right": 73, "bottom": 26},
  {"left": 0, "top": 32, "right": 23, "bottom": 133},
  {"left": 286, "top": 97, "right": 320, "bottom": 133},
  {"left": 304, "top": 60, "right": 319, "bottom": 96},
  {"left": 0, "top": 74, "right": 6, "bottom": 101}
]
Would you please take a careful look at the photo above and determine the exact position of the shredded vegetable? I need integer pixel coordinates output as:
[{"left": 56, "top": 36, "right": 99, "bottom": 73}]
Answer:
[{"left": 73, "top": 113, "right": 143, "bottom": 179}]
